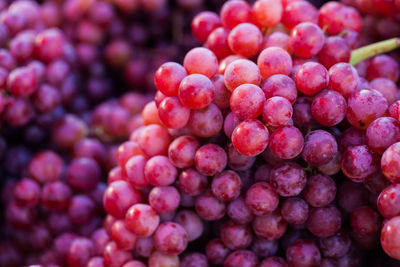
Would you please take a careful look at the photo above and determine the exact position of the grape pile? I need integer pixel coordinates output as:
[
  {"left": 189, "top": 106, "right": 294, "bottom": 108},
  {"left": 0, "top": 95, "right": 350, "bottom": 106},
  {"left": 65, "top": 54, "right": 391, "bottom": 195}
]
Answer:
[
  {"left": 98, "top": 0, "right": 400, "bottom": 266},
  {"left": 0, "top": 0, "right": 399, "bottom": 266},
  {"left": 0, "top": 0, "right": 222, "bottom": 266}
]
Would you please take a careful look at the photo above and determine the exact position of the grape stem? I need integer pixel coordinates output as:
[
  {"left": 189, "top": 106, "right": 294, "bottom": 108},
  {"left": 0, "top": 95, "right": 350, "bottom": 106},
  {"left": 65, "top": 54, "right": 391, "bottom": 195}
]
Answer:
[{"left": 350, "top": 37, "right": 400, "bottom": 66}]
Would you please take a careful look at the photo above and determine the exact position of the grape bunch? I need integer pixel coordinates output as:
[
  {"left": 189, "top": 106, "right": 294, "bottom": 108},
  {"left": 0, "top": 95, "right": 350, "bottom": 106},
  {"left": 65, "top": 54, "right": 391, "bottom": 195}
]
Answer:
[
  {"left": 0, "top": 0, "right": 79, "bottom": 129},
  {"left": 0, "top": 93, "right": 152, "bottom": 267},
  {"left": 94, "top": 0, "right": 400, "bottom": 267},
  {"left": 0, "top": 0, "right": 399, "bottom": 266}
]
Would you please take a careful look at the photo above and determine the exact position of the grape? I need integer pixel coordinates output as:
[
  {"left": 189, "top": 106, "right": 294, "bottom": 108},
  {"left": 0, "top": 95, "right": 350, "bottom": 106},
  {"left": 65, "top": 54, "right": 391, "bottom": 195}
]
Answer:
[
  {"left": 41, "top": 181, "right": 72, "bottom": 212},
  {"left": 205, "top": 239, "right": 230, "bottom": 265},
  {"left": 5, "top": 201, "right": 36, "bottom": 229},
  {"left": 302, "top": 130, "right": 338, "bottom": 166},
  {"left": 281, "top": 197, "right": 309, "bottom": 225},
  {"left": 28, "top": 150, "right": 64, "bottom": 184},
  {"left": 282, "top": 1, "right": 318, "bottom": 29},
  {"left": 188, "top": 103, "right": 223, "bottom": 138},
  {"left": 370, "top": 78, "right": 398, "bottom": 105},
  {"left": 378, "top": 184, "right": 400, "bottom": 218},
  {"left": 319, "top": 2, "right": 361, "bottom": 35},
  {"left": 153, "top": 222, "right": 188, "bottom": 255},
  {"left": 381, "top": 216, "right": 400, "bottom": 260},
  {"left": 232, "top": 119, "right": 269, "bottom": 157},
  {"left": 67, "top": 238, "right": 94, "bottom": 267},
  {"left": 205, "top": 27, "right": 232, "bottom": 60},
  {"left": 347, "top": 89, "right": 389, "bottom": 130},
  {"left": 220, "top": 0, "right": 251, "bottom": 29},
  {"left": 3, "top": 0, "right": 398, "bottom": 264},
  {"left": 253, "top": 0, "right": 283, "bottom": 27},
  {"left": 328, "top": 63, "right": 359, "bottom": 98},
  {"left": 34, "top": 28, "right": 65, "bottom": 63},
  {"left": 381, "top": 142, "right": 400, "bottom": 183},
  {"left": 68, "top": 194, "right": 96, "bottom": 225},
  {"left": 211, "top": 170, "right": 242, "bottom": 202},
  {"left": 14, "top": 178, "right": 40, "bottom": 208},
  {"left": 262, "top": 32, "right": 291, "bottom": 53},
  {"left": 145, "top": 156, "right": 177, "bottom": 186},
  {"left": 294, "top": 62, "right": 329, "bottom": 96},
  {"left": 262, "top": 96, "right": 293, "bottom": 127},
  {"left": 228, "top": 23, "right": 262, "bottom": 58},
  {"left": 67, "top": 157, "right": 101, "bottom": 191},
  {"left": 389, "top": 100, "right": 400, "bottom": 121},
  {"left": 262, "top": 74, "right": 297, "bottom": 104},
  {"left": 318, "top": 36, "right": 351, "bottom": 69},
  {"left": 366, "top": 55, "right": 399, "bottom": 83},
  {"left": 253, "top": 209, "right": 288, "bottom": 240},
  {"left": 221, "top": 221, "right": 253, "bottom": 250},
  {"left": 341, "top": 145, "right": 379, "bottom": 182},
  {"left": 191, "top": 11, "right": 221, "bottom": 43},
  {"left": 311, "top": 90, "right": 347, "bottom": 126},
  {"left": 178, "top": 168, "right": 208, "bottom": 196},
  {"left": 230, "top": 84, "right": 265, "bottom": 120},
  {"left": 286, "top": 240, "right": 321, "bottom": 267},
  {"left": 183, "top": 47, "right": 218, "bottom": 79},
  {"left": 195, "top": 190, "right": 226, "bottom": 221},
  {"left": 224, "top": 59, "right": 261, "bottom": 92},
  {"left": 158, "top": 97, "right": 190, "bottom": 129},
  {"left": 111, "top": 220, "right": 137, "bottom": 250},
  {"left": 178, "top": 74, "right": 215, "bottom": 110},
  {"left": 350, "top": 206, "right": 381, "bottom": 236},
  {"left": 124, "top": 155, "right": 147, "bottom": 187},
  {"left": 290, "top": 22, "right": 324, "bottom": 58},
  {"left": 168, "top": 135, "right": 199, "bottom": 169},
  {"left": 303, "top": 174, "right": 336, "bottom": 208},
  {"left": 103, "top": 181, "right": 141, "bottom": 219},
  {"left": 270, "top": 162, "right": 306, "bottom": 197},
  {"left": 227, "top": 196, "right": 254, "bottom": 224},
  {"left": 195, "top": 144, "right": 227, "bottom": 176},
  {"left": 306, "top": 205, "right": 342, "bottom": 238},
  {"left": 318, "top": 230, "right": 351, "bottom": 258},
  {"left": 245, "top": 182, "right": 279, "bottom": 216},
  {"left": 257, "top": 47, "right": 293, "bottom": 79},
  {"left": 149, "top": 186, "right": 181, "bottom": 214},
  {"left": 366, "top": 117, "right": 400, "bottom": 154},
  {"left": 125, "top": 204, "right": 159, "bottom": 237},
  {"left": 73, "top": 138, "right": 107, "bottom": 165}
]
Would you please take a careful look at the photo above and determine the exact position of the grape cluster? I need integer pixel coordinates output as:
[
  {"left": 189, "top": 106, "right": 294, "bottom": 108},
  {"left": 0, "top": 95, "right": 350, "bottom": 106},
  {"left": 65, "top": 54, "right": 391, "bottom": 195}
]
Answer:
[
  {"left": 0, "top": 0, "right": 78, "bottom": 129},
  {"left": 0, "top": 0, "right": 399, "bottom": 266},
  {"left": 0, "top": 0, "right": 225, "bottom": 266},
  {"left": 95, "top": 0, "right": 400, "bottom": 266},
  {"left": 0, "top": 90, "right": 154, "bottom": 266}
]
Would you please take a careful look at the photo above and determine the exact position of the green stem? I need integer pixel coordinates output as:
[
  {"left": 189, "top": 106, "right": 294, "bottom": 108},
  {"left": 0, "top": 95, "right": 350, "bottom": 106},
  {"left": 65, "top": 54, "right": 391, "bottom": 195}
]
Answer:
[{"left": 350, "top": 37, "right": 400, "bottom": 66}]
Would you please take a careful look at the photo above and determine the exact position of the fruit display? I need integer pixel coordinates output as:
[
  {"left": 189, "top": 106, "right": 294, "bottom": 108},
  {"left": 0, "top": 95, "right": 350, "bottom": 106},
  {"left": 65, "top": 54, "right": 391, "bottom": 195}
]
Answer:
[{"left": 0, "top": 0, "right": 400, "bottom": 266}]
